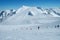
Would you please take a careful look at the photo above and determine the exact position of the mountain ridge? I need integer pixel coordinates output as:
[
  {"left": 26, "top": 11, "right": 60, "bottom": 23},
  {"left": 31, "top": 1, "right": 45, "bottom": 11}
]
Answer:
[{"left": 0, "top": 6, "right": 60, "bottom": 25}]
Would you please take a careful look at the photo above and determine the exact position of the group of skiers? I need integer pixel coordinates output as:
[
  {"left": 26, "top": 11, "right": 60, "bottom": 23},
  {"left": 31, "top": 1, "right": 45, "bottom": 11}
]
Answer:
[
  {"left": 37, "top": 24, "right": 60, "bottom": 30},
  {"left": 55, "top": 24, "right": 60, "bottom": 28},
  {"left": 19, "top": 25, "right": 60, "bottom": 31}
]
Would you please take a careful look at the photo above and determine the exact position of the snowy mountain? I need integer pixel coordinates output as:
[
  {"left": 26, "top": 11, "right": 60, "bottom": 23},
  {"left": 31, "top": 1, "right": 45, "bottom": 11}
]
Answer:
[
  {"left": 16, "top": 6, "right": 60, "bottom": 17},
  {"left": 0, "top": 6, "right": 60, "bottom": 25},
  {"left": 0, "top": 6, "right": 60, "bottom": 40},
  {"left": 16, "top": 6, "right": 49, "bottom": 16},
  {"left": 5, "top": 9, "right": 16, "bottom": 16}
]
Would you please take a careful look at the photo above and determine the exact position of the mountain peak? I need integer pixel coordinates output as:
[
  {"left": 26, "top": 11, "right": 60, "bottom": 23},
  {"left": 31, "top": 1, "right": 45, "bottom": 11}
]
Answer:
[{"left": 22, "top": 5, "right": 30, "bottom": 8}]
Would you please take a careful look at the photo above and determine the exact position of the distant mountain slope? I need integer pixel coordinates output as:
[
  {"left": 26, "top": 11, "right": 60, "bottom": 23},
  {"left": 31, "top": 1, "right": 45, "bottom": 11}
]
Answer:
[
  {"left": 0, "top": 9, "right": 16, "bottom": 22},
  {"left": 0, "top": 6, "right": 60, "bottom": 25}
]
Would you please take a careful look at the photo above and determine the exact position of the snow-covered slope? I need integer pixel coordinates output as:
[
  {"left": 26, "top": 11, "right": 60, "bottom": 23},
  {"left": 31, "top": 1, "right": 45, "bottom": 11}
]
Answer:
[
  {"left": 5, "top": 9, "right": 16, "bottom": 16},
  {"left": 0, "top": 25, "right": 60, "bottom": 40},
  {"left": 0, "top": 9, "right": 16, "bottom": 23},
  {"left": 0, "top": 6, "right": 60, "bottom": 25},
  {"left": 0, "top": 6, "right": 60, "bottom": 40}
]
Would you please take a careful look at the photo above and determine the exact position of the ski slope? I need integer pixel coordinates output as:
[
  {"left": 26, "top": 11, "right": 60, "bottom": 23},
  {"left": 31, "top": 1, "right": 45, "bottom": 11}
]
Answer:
[
  {"left": 0, "top": 6, "right": 60, "bottom": 40},
  {"left": 0, "top": 25, "right": 60, "bottom": 40}
]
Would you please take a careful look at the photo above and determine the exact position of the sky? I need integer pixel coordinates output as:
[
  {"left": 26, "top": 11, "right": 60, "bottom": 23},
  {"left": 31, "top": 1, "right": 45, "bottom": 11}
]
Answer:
[{"left": 0, "top": 0, "right": 60, "bottom": 10}]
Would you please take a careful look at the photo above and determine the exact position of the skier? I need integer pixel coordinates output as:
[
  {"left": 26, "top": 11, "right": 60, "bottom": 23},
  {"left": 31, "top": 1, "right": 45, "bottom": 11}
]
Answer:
[
  {"left": 38, "top": 26, "right": 40, "bottom": 30},
  {"left": 57, "top": 25, "right": 60, "bottom": 28},
  {"left": 55, "top": 25, "right": 60, "bottom": 28}
]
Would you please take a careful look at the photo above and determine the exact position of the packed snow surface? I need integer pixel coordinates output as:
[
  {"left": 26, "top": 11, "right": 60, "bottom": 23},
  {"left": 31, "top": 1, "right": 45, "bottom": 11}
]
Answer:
[
  {"left": 0, "top": 6, "right": 60, "bottom": 40},
  {"left": 0, "top": 25, "right": 60, "bottom": 40}
]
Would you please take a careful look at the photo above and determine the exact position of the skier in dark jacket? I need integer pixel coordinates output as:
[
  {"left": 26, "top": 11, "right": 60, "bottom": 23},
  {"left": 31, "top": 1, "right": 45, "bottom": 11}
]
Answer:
[
  {"left": 38, "top": 26, "right": 40, "bottom": 30},
  {"left": 57, "top": 25, "right": 60, "bottom": 28}
]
